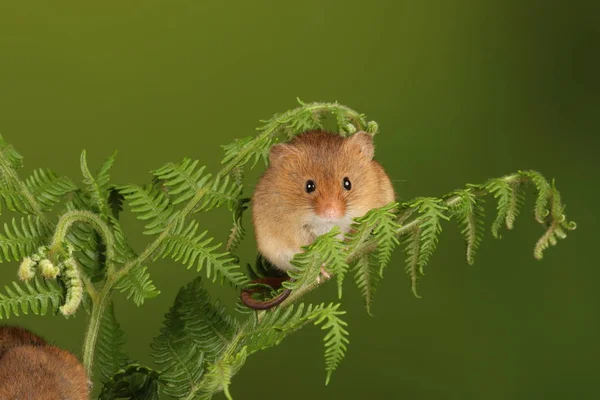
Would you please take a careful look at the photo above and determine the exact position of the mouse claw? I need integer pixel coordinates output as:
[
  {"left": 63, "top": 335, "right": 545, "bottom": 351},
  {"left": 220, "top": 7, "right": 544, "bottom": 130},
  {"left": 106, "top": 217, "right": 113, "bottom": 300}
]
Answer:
[{"left": 316, "top": 266, "right": 331, "bottom": 284}]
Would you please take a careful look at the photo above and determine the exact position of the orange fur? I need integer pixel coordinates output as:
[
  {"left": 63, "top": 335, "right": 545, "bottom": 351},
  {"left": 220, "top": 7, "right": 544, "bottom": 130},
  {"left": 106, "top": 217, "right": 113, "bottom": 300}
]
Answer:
[{"left": 0, "top": 326, "right": 89, "bottom": 400}]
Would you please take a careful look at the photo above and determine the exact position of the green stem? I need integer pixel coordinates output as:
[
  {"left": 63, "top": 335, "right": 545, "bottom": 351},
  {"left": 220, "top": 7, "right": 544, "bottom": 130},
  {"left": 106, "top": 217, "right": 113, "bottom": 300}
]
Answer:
[
  {"left": 50, "top": 210, "right": 117, "bottom": 277},
  {"left": 82, "top": 282, "right": 112, "bottom": 377}
]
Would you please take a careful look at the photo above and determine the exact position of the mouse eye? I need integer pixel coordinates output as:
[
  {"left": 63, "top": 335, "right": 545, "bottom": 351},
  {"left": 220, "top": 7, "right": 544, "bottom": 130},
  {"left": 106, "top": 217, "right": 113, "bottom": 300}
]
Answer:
[
  {"left": 305, "top": 180, "right": 316, "bottom": 193},
  {"left": 343, "top": 177, "right": 352, "bottom": 191}
]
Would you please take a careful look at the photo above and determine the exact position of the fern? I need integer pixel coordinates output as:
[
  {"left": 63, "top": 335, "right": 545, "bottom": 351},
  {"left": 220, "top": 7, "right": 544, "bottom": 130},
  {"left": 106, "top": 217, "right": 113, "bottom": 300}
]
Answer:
[
  {"left": 97, "top": 302, "right": 128, "bottom": 380},
  {"left": 119, "top": 183, "right": 177, "bottom": 235},
  {"left": 152, "top": 277, "right": 239, "bottom": 398},
  {"left": 226, "top": 197, "right": 250, "bottom": 256},
  {"left": 115, "top": 264, "right": 160, "bottom": 306},
  {"left": 80, "top": 150, "right": 117, "bottom": 218},
  {"left": 285, "top": 226, "right": 348, "bottom": 298},
  {"left": 196, "top": 348, "right": 247, "bottom": 400},
  {"left": 0, "top": 102, "right": 577, "bottom": 400},
  {"left": 153, "top": 158, "right": 242, "bottom": 213},
  {"left": 351, "top": 253, "right": 381, "bottom": 315},
  {"left": 448, "top": 189, "right": 485, "bottom": 265},
  {"left": 312, "top": 303, "right": 349, "bottom": 385},
  {"left": 25, "top": 168, "right": 77, "bottom": 210},
  {"left": 159, "top": 219, "right": 248, "bottom": 288},
  {"left": 0, "top": 277, "right": 63, "bottom": 319},
  {"left": 99, "top": 364, "right": 161, "bottom": 400},
  {"left": 0, "top": 216, "right": 51, "bottom": 262}
]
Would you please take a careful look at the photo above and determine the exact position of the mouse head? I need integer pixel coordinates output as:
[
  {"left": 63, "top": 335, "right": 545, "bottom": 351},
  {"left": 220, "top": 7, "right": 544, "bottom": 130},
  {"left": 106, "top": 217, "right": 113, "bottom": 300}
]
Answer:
[{"left": 266, "top": 130, "right": 379, "bottom": 223}]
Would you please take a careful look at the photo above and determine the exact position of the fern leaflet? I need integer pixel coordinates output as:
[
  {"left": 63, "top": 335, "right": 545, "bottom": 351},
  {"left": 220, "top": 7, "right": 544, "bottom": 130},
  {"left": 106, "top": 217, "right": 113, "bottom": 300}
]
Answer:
[
  {"left": 448, "top": 189, "right": 485, "bottom": 265},
  {"left": 119, "top": 183, "right": 177, "bottom": 235},
  {"left": 99, "top": 364, "right": 161, "bottom": 400},
  {"left": 159, "top": 219, "right": 248, "bottom": 288},
  {"left": 0, "top": 277, "right": 63, "bottom": 319},
  {"left": 25, "top": 168, "right": 76, "bottom": 210},
  {"left": 115, "top": 264, "right": 160, "bottom": 306},
  {"left": 97, "top": 302, "right": 128, "bottom": 380},
  {"left": 0, "top": 216, "right": 51, "bottom": 262}
]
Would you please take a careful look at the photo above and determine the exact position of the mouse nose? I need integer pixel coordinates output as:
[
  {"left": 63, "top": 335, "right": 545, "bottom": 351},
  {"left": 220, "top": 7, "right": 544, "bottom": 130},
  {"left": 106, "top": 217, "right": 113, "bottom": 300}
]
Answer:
[{"left": 319, "top": 200, "right": 344, "bottom": 219}]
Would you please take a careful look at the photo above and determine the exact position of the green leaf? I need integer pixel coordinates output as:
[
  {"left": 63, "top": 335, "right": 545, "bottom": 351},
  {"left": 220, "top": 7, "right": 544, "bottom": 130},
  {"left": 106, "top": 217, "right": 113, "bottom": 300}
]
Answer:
[
  {"left": 152, "top": 277, "right": 239, "bottom": 398},
  {"left": 115, "top": 265, "right": 160, "bottom": 306},
  {"left": 310, "top": 303, "right": 349, "bottom": 385},
  {"left": 0, "top": 277, "right": 64, "bottom": 319},
  {"left": 351, "top": 253, "right": 381, "bottom": 315},
  {"left": 285, "top": 226, "right": 348, "bottom": 298},
  {"left": 160, "top": 219, "right": 249, "bottom": 288},
  {"left": 197, "top": 348, "right": 247, "bottom": 400},
  {"left": 449, "top": 189, "right": 485, "bottom": 265},
  {"left": 97, "top": 302, "right": 128, "bottom": 380},
  {"left": 80, "top": 150, "right": 117, "bottom": 217},
  {"left": 0, "top": 216, "right": 51, "bottom": 262},
  {"left": 119, "top": 183, "right": 177, "bottom": 235},
  {"left": 226, "top": 197, "right": 250, "bottom": 256},
  {"left": 99, "top": 364, "right": 161, "bottom": 400},
  {"left": 25, "top": 168, "right": 77, "bottom": 210}
]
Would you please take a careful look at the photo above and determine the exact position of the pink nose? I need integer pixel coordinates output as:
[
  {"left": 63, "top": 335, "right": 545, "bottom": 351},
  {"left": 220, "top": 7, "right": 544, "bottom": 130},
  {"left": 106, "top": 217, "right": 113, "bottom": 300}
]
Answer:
[{"left": 322, "top": 207, "right": 341, "bottom": 219}]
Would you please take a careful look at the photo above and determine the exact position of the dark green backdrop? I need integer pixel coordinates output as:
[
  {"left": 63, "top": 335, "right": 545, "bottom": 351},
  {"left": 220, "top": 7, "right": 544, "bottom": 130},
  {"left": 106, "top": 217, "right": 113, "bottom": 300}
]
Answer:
[{"left": 0, "top": 1, "right": 598, "bottom": 399}]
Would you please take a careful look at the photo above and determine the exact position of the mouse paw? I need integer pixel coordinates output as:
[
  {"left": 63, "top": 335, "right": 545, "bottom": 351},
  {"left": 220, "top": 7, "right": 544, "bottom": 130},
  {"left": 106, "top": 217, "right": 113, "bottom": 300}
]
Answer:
[{"left": 316, "top": 266, "right": 331, "bottom": 284}]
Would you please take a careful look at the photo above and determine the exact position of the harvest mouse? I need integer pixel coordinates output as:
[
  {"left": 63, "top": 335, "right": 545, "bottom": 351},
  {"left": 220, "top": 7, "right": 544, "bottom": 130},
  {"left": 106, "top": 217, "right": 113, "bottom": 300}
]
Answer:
[
  {"left": 241, "top": 130, "right": 395, "bottom": 309},
  {"left": 0, "top": 325, "right": 89, "bottom": 399}
]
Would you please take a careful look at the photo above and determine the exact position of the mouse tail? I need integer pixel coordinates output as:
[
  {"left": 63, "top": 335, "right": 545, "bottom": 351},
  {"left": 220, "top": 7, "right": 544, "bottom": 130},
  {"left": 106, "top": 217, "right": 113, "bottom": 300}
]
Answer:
[{"left": 240, "top": 277, "right": 293, "bottom": 310}]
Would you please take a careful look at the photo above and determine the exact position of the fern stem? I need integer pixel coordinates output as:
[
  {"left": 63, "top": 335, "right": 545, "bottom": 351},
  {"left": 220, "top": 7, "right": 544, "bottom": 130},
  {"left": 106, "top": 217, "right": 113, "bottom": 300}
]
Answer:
[
  {"left": 82, "top": 282, "right": 112, "bottom": 377},
  {"left": 50, "top": 210, "right": 116, "bottom": 277}
]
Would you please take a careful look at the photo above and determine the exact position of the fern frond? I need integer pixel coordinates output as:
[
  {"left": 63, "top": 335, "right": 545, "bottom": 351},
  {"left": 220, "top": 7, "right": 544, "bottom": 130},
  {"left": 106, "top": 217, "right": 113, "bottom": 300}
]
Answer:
[
  {"left": 108, "top": 186, "right": 124, "bottom": 219},
  {"left": 409, "top": 197, "right": 449, "bottom": 274},
  {"left": 99, "top": 363, "right": 161, "bottom": 400},
  {"left": 0, "top": 188, "right": 32, "bottom": 214},
  {"left": 226, "top": 198, "right": 250, "bottom": 256},
  {"left": 532, "top": 179, "right": 576, "bottom": 260},
  {"left": 351, "top": 253, "right": 381, "bottom": 315},
  {"left": 403, "top": 226, "right": 422, "bottom": 297},
  {"left": 505, "top": 180, "right": 525, "bottom": 230},
  {"left": 154, "top": 277, "right": 238, "bottom": 363},
  {"left": 119, "top": 184, "right": 177, "bottom": 235},
  {"left": 239, "top": 303, "right": 319, "bottom": 354},
  {"left": 520, "top": 170, "right": 552, "bottom": 224},
  {"left": 153, "top": 158, "right": 211, "bottom": 205},
  {"left": 80, "top": 150, "right": 117, "bottom": 218},
  {"left": 24, "top": 168, "right": 77, "bottom": 210},
  {"left": 0, "top": 277, "right": 63, "bottom": 319},
  {"left": 448, "top": 189, "right": 485, "bottom": 265},
  {"left": 192, "top": 174, "right": 243, "bottom": 213},
  {"left": 159, "top": 219, "right": 248, "bottom": 288},
  {"left": 310, "top": 303, "right": 349, "bottom": 385},
  {"left": 0, "top": 216, "right": 51, "bottom": 262},
  {"left": 197, "top": 348, "right": 247, "bottom": 400},
  {"left": 97, "top": 302, "right": 128, "bottom": 380},
  {"left": 0, "top": 134, "right": 23, "bottom": 171},
  {"left": 285, "top": 227, "right": 348, "bottom": 298},
  {"left": 220, "top": 135, "right": 268, "bottom": 171},
  {"left": 115, "top": 264, "right": 160, "bottom": 306},
  {"left": 152, "top": 277, "right": 240, "bottom": 397},
  {"left": 484, "top": 178, "right": 512, "bottom": 238}
]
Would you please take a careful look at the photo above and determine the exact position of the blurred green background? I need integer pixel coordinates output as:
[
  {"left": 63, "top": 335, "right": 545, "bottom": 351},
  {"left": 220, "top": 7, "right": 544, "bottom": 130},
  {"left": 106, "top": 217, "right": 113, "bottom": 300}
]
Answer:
[{"left": 0, "top": 1, "right": 598, "bottom": 399}]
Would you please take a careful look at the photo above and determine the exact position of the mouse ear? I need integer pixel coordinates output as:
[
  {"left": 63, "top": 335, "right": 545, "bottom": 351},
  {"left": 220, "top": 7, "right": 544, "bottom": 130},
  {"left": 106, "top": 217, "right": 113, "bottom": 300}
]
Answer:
[
  {"left": 268, "top": 143, "right": 295, "bottom": 165},
  {"left": 347, "top": 131, "right": 375, "bottom": 160}
]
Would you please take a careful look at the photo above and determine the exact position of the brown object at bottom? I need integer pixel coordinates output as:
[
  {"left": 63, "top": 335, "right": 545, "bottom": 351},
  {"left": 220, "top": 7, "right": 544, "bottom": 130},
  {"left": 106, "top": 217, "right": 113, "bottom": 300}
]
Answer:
[
  {"left": 0, "top": 326, "right": 89, "bottom": 400},
  {"left": 240, "top": 276, "right": 292, "bottom": 310}
]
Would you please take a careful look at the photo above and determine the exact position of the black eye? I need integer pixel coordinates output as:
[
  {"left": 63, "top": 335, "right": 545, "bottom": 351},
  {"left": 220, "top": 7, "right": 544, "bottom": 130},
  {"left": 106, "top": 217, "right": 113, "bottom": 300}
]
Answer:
[
  {"left": 306, "top": 180, "right": 316, "bottom": 193},
  {"left": 343, "top": 177, "right": 352, "bottom": 190}
]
